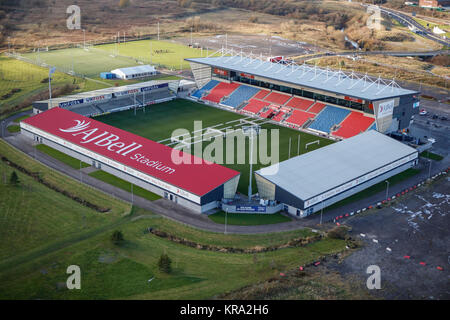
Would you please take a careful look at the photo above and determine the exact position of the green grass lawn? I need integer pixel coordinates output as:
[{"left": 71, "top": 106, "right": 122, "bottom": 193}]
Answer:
[
  {"left": 6, "top": 125, "right": 20, "bottom": 133},
  {"left": 89, "top": 170, "right": 161, "bottom": 201},
  {"left": 13, "top": 114, "right": 31, "bottom": 123},
  {"left": 0, "top": 140, "right": 348, "bottom": 300},
  {"left": 95, "top": 99, "right": 334, "bottom": 194},
  {"left": 208, "top": 211, "right": 291, "bottom": 226},
  {"left": 95, "top": 39, "right": 210, "bottom": 70},
  {"left": 0, "top": 162, "right": 128, "bottom": 264},
  {"left": 36, "top": 144, "right": 90, "bottom": 169},
  {"left": 420, "top": 151, "right": 444, "bottom": 161},
  {"left": 146, "top": 215, "right": 314, "bottom": 248},
  {"left": 0, "top": 56, "right": 113, "bottom": 118},
  {"left": 21, "top": 47, "right": 145, "bottom": 78},
  {"left": 0, "top": 140, "right": 130, "bottom": 217},
  {"left": 323, "top": 168, "right": 421, "bottom": 212},
  {"left": 0, "top": 214, "right": 345, "bottom": 299}
]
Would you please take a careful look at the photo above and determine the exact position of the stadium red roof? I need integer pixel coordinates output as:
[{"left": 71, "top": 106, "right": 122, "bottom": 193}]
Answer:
[{"left": 23, "top": 108, "right": 239, "bottom": 196}]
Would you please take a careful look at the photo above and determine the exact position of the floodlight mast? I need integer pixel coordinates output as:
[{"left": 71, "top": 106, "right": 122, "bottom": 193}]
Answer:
[{"left": 243, "top": 124, "right": 260, "bottom": 202}]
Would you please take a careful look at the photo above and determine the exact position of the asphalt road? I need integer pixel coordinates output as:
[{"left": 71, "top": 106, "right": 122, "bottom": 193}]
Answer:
[{"left": 370, "top": 5, "right": 450, "bottom": 47}]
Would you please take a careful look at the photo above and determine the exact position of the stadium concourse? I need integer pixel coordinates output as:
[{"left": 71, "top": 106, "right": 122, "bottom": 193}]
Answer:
[
  {"left": 31, "top": 80, "right": 179, "bottom": 117},
  {"left": 186, "top": 50, "right": 420, "bottom": 140}
]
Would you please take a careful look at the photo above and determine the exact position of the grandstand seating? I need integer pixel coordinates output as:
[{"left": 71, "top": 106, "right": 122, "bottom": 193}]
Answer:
[
  {"left": 308, "top": 102, "right": 326, "bottom": 114},
  {"left": 259, "top": 109, "right": 275, "bottom": 119},
  {"left": 71, "top": 105, "right": 102, "bottom": 117},
  {"left": 254, "top": 89, "right": 270, "bottom": 100},
  {"left": 191, "top": 80, "right": 220, "bottom": 99},
  {"left": 222, "top": 85, "right": 260, "bottom": 108},
  {"left": 286, "top": 97, "right": 314, "bottom": 111},
  {"left": 272, "top": 111, "right": 286, "bottom": 122},
  {"left": 308, "top": 106, "right": 351, "bottom": 133},
  {"left": 332, "top": 112, "right": 375, "bottom": 139},
  {"left": 202, "top": 82, "right": 240, "bottom": 104},
  {"left": 264, "top": 92, "right": 291, "bottom": 105},
  {"left": 96, "top": 96, "right": 135, "bottom": 113},
  {"left": 285, "top": 110, "right": 316, "bottom": 127},
  {"left": 242, "top": 99, "right": 270, "bottom": 114}
]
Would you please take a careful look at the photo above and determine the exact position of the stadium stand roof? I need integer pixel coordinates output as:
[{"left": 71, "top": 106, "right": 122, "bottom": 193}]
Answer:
[
  {"left": 255, "top": 130, "right": 417, "bottom": 201},
  {"left": 35, "top": 80, "right": 176, "bottom": 106},
  {"left": 22, "top": 108, "right": 239, "bottom": 197},
  {"left": 186, "top": 55, "right": 419, "bottom": 101},
  {"left": 111, "top": 65, "right": 156, "bottom": 77}
]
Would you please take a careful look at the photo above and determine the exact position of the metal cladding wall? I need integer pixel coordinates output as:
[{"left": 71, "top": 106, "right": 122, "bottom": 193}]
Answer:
[
  {"left": 395, "top": 94, "right": 419, "bottom": 130},
  {"left": 272, "top": 158, "right": 417, "bottom": 217}
]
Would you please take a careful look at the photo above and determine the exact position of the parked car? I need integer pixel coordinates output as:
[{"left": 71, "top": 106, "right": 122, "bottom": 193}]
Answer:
[{"left": 419, "top": 109, "right": 427, "bottom": 115}]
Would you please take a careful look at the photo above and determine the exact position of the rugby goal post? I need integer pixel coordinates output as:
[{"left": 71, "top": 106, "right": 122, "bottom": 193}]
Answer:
[{"left": 170, "top": 135, "right": 191, "bottom": 150}]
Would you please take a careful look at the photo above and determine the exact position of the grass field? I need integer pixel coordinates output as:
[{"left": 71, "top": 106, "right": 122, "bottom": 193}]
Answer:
[
  {"left": 94, "top": 99, "right": 334, "bottom": 195},
  {"left": 209, "top": 211, "right": 291, "bottom": 226},
  {"left": 0, "top": 139, "right": 348, "bottom": 299},
  {"left": 21, "top": 39, "right": 209, "bottom": 78},
  {"left": 0, "top": 56, "right": 112, "bottom": 118},
  {"left": 0, "top": 214, "right": 345, "bottom": 299},
  {"left": 95, "top": 39, "right": 209, "bottom": 70},
  {"left": 88, "top": 170, "right": 161, "bottom": 202},
  {"left": 420, "top": 151, "right": 444, "bottom": 161},
  {"left": 6, "top": 125, "right": 20, "bottom": 133},
  {"left": 21, "top": 47, "right": 146, "bottom": 78},
  {"left": 36, "top": 144, "right": 90, "bottom": 169}
]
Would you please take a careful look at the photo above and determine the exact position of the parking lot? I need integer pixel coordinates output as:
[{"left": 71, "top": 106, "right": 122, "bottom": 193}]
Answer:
[{"left": 328, "top": 176, "right": 449, "bottom": 299}]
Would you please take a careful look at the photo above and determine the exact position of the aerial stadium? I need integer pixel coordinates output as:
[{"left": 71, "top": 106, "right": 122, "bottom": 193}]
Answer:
[{"left": 20, "top": 49, "right": 423, "bottom": 217}]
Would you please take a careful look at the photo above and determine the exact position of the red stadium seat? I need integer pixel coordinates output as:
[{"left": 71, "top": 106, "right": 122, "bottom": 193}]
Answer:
[
  {"left": 307, "top": 102, "right": 326, "bottom": 114},
  {"left": 242, "top": 99, "right": 270, "bottom": 114},
  {"left": 285, "top": 110, "right": 316, "bottom": 127},
  {"left": 253, "top": 89, "right": 270, "bottom": 100},
  {"left": 263, "top": 92, "right": 291, "bottom": 105},
  {"left": 286, "top": 97, "right": 314, "bottom": 111},
  {"left": 332, "top": 112, "right": 375, "bottom": 139},
  {"left": 202, "top": 82, "right": 240, "bottom": 104}
]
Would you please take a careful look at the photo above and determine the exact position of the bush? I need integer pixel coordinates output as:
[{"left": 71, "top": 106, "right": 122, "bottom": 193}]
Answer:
[
  {"left": 158, "top": 253, "right": 172, "bottom": 273},
  {"left": 327, "top": 226, "right": 348, "bottom": 240},
  {"left": 111, "top": 230, "right": 124, "bottom": 245},
  {"left": 9, "top": 171, "right": 19, "bottom": 186}
]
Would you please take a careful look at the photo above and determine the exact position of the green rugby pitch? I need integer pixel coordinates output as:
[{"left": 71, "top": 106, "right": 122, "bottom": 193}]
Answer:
[{"left": 94, "top": 99, "right": 334, "bottom": 194}]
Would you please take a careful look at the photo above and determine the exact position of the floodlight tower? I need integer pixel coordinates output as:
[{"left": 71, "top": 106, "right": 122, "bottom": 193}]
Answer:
[{"left": 243, "top": 124, "right": 260, "bottom": 203}]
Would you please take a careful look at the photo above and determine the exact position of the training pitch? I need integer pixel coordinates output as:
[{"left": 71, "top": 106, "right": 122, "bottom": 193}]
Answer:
[{"left": 94, "top": 99, "right": 334, "bottom": 194}]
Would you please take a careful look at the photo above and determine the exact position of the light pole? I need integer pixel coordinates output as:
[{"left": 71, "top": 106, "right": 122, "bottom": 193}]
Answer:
[
  {"left": 224, "top": 208, "right": 228, "bottom": 234},
  {"left": 80, "top": 160, "right": 82, "bottom": 183},
  {"left": 428, "top": 159, "right": 432, "bottom": 179},
  {"left": 131, "top": 183, "right": 134, "bottom": 204},
  {"left": 320, "top": 199, "right": 323, "bottom": 225},
  {"left": 82, "top": 29, "right": 86, "bottom": 49},
  {"left": 385, "top": 180, "right": 389, "bottom": 200}
]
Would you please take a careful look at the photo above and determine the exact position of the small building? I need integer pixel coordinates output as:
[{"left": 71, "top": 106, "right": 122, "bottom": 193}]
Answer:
[
  {"left": 111, "top": 65, "right": 157, "bottom": 80},
  {"left": 255, "top": 130, "right": 418, "bottom": 218},
  {"left": 419, "top": 0, "right": 450, "bottom": 8},
  {"left": 100, "top": 72, "right": 116, "bottom": 79}
]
